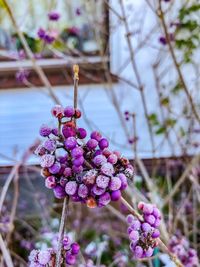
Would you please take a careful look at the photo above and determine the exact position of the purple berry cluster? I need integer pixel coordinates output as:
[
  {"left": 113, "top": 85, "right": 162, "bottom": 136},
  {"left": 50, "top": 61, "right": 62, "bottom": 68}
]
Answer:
[
  {"left": 126, "top": 202, "right": 161, "bottom": 259},
  {"left": 35, "top": 105, "right": 134, "bottom": 208},
  {"left": 28, "top": 236, "right": 80, "bottom": 266},
  {"left": 169, "top": 233, "right": 199, "bottom": 267}
]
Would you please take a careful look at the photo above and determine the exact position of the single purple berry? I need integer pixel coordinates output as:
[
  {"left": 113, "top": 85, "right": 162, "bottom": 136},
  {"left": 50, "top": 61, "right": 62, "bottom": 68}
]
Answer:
[
  {"left": 98, "top": 192, "right": 111, "bottom": 207},
  {"left": 71, "top": 243, "right": 80, "bottom": 255},
  {"left": 152, "top": 229, "right": 160, "bottom": 238},
  {"left": 66, "top": 253, "right": 76, "bottom": 265},
  {"left": 143, "top": 203, "right": 154, "bottom": 214},
  {"left": 78, "top": 184, "right": 89, "bottom": 198},
  {"left": 38, "top": 28, "right": 46, "bottom": 39},
  {"left": 87, "top": 139, "right": 98, "bottom": 150},
  {"left": 127, "top": 226, "right": 133, "bottom": 235},
  {"left": 109, "top": 177, "right": 122, "bottom": 191},
  {"left": 71, "top": 147, "right": 83, "bottom": 158},
  {"left": 134, "top": 246, "right": 143, "bottom": 258},
  {"left": 53, "top": 185, "right": 66, "bottom": 199},
  {"left": 141, "top": 223, "right": 152, "bottom": 232},
  {"left": 63, "top": 236, "right": 71, "bottom": 250},
  {"left": 129, "top": 230, "right": 139, "bottom": 242},
  {"left": 35, "top": 145, "right": 46, "bottom": 156},
  {"left": 49, "top": 162, "right": 61, "bottom": 174},
  {"left": 51, "top": 105, "right": 64, "bottom": 118},
  {"left": 99, "top": 138, "right": 109, "bottom": 150},
  {"left": 144, "top": 247, "right": 154, "bottom": 257},
  {"left": 92, "top": 185, "right": 106, "bottom": 196},
  {"left": 39, "top": 124, "right": 51, "bottom": 137},
  {"left": 48, "top": 10, "right": 60, "bottom": 21},
  {"left": 144, "top": 214, "right": 156, "bottom": 226},
  {"left": 45, "top": 176, "right": 56, "bottom": 189},
  {"left": 65, "top": 181, "right": 77, "bottom": 195},
  {"left": 64, "top": 106, "right": 75, "bottom": 117},
  {"left": 131, "top": 220, "right": 141, "bottom": 231},
  {"left": 65, "top": 137, "right": 77, "bottom": 150},
  {"left": 153, "top": 218, "right": 161, "bottom": 228},
  {"left": 43, "top": 139, "right": 56, "bottom": 152},
  {"left": 96, "top": 175, "right": 110, "bottom": 189},
  {"left": 73, "top": 156, "right": 84, "bottom": 167},
  {"left": 77, "top": 128, "right": 87, "bottom": 139},
  {"left": 72, "top": 165, "right": 83, "bottom": 174},
  {"left": 82, "top": 170, "right": 97, "bottom": 185},
  {"left": 126, "top": 214, "right": 136, "bottom": 225},
  {"left": 63, "top": 167, "right": 72, "bottom": 177},
  {"left": 117, "top": 173, "right": 128, "bottom": 190},
  {"left": 111, "top": 190, "right": 121, "bottom": 201},
  {"left": 152, "top": 207, "right": 161, "bottom": 218},
  {"left": 159, "top": 36, "right": 167, "bottom": 45},
  {"left": 107, "top": 153, "right": 118, "bottom": 164},
  {"left": 60, "top": 177, "right": 68, "bottom": 187},
  {"left": 101, "top": 163, "right": 114, "bottom": 176},
  {"left": 51, "top": 128, "right": 59, "bottom": 136},
  {"left": 62, "top": 125, "right": 76, "bottom": 138},
  {"left": 90, "top": 131, "right": 102, "bottom": 141},
  {"left": 40, "top": 154, "right": 55, "bottom": 168},
  {"left": 93, "top": 155, "right": 107, "bottom": 166}
]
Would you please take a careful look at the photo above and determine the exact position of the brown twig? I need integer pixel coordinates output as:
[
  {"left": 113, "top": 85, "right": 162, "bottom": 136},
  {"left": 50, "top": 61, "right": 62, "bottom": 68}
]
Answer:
[
  {"left": 55, "top": 64, "right": 79, "bottom": 267},
  {"left": 158, "top": 0, "right": 200, "bottom": 124},
  {"left": 0, "top": 233, "right": 14, "bottom": 267}
]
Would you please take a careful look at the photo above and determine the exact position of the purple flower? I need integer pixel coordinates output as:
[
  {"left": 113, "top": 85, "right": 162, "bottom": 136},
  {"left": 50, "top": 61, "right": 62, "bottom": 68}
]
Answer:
[{"left": 48, "top": 11, "right": 60, "bottom": 21}]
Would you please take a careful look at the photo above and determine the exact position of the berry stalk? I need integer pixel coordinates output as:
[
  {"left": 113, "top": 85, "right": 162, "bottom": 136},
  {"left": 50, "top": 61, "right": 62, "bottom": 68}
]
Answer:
[{"left": 55, "top": 65, "right": 79, "bottom": 267}]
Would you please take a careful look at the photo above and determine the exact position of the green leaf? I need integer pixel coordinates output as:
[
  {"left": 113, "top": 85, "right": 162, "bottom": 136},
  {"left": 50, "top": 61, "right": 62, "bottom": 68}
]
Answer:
[
  {"left": 165, "top": 118, "right": 176, "bottom": 127},
  {"left": 155, "top": 126, "right": 166, "bottom": 135},
  {"left": 160, "top": 97, "right": 169, "bottom": 106},
  {"left": 148, "top": 113, "right": 159, "bottom": 126}
]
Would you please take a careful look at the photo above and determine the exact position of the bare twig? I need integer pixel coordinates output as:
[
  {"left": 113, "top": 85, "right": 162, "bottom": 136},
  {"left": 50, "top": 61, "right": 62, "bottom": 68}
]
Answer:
[{"left": 0, "top": 233, "right": 14, "bottom": 267}]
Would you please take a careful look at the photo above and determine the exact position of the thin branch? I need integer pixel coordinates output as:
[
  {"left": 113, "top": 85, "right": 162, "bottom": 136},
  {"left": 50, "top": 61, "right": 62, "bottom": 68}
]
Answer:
[
  {"left": 158, "top": 0, "right": 200, "bottom": 124},
  {"left": 0, "top": 233, "right": 14, "bottom": 267}
]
